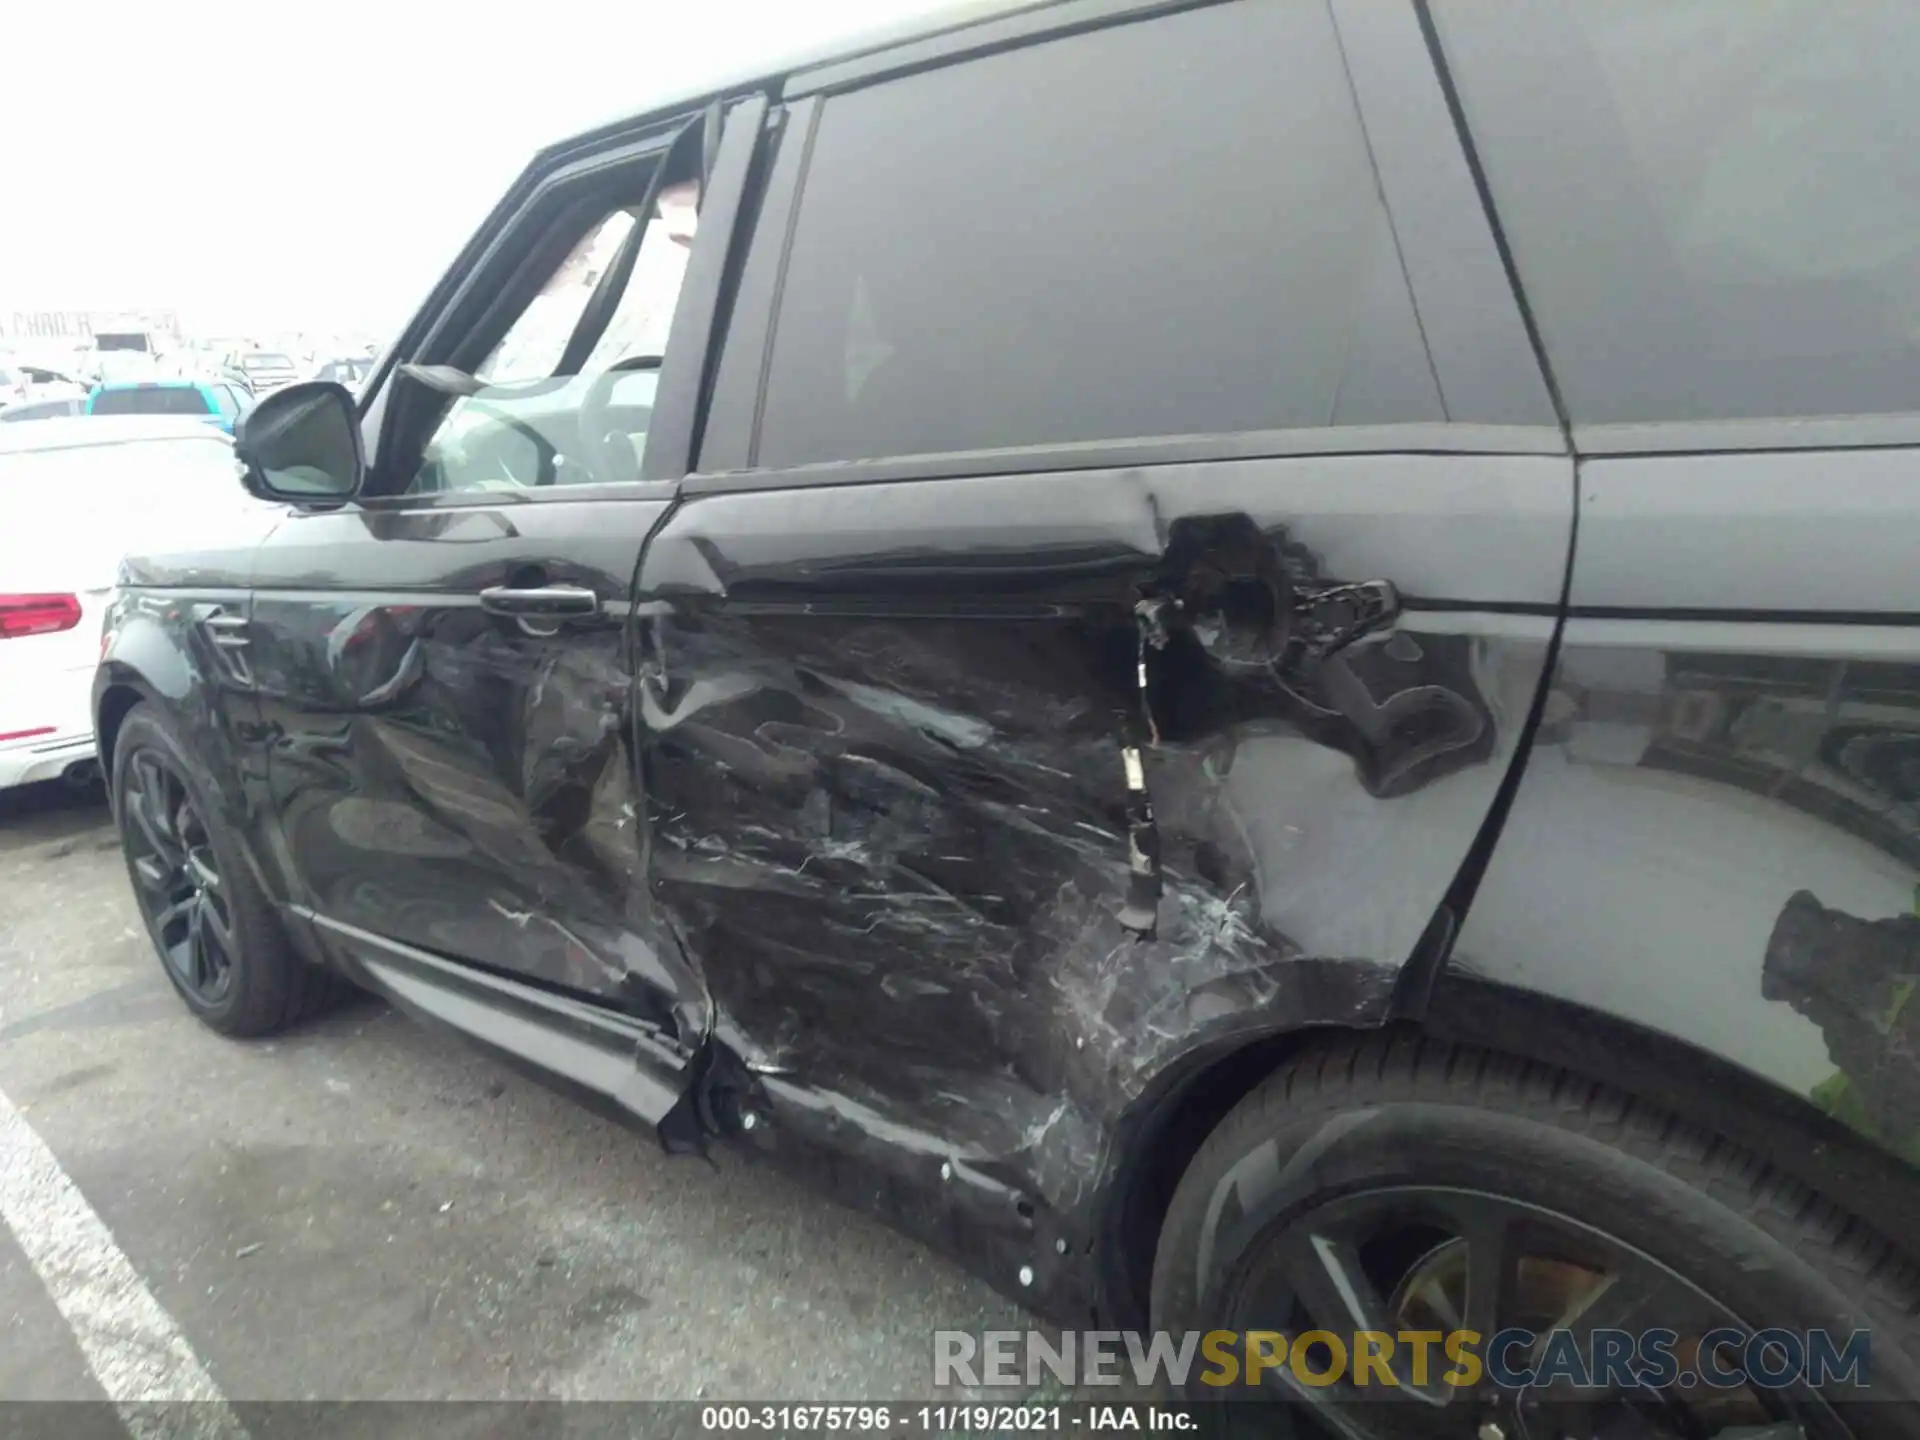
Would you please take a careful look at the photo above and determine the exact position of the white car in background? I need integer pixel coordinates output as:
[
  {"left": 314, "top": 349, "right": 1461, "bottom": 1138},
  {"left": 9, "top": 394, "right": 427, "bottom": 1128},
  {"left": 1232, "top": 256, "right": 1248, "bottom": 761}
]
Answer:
[
  {"left": 0, "top": 417, "right": 276, "bottom": 791},
  {"left": 1, "top": 360, "right": 88, "bottom": 406}
]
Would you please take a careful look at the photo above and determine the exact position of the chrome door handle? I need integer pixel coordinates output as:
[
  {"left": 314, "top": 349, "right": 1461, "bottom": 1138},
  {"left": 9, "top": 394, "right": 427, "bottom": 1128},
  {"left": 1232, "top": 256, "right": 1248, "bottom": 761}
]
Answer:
[{"left": 478, "top": 584, "right": 600, "bottom": 617}]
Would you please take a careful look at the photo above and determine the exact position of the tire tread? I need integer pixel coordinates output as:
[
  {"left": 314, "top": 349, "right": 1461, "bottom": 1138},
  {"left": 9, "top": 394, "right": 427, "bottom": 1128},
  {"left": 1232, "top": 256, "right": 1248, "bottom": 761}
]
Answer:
[{"left": 1183, "top": 1032, "right": 1920, "bottom": 1350}]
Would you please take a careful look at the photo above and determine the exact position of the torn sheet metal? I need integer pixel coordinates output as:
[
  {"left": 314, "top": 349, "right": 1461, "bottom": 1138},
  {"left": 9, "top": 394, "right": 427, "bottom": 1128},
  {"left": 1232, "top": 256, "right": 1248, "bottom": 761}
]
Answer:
[{"left": 632, "top": 453, "right": 1568, "bottom": 1307}]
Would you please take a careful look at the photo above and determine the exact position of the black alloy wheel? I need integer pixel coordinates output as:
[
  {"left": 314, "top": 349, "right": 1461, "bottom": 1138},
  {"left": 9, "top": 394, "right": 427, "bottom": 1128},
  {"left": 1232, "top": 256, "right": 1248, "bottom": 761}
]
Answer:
[
  {"left": 1217, "top": 1186, "right": 1835, "bottom": 1439},
  {"left": 122, "top": 746, "right": 236, "bottom": 1006},
  {"left": 111, "top": 704, "right": 342, "bottom": 1036},
  {"left": 1152, "top": 1037, "right": 1920, "bottom": 1440}
]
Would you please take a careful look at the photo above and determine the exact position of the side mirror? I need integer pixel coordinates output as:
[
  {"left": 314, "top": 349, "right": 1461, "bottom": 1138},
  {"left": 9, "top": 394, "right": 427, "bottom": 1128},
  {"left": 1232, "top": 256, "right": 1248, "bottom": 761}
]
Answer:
[{"left": 233, "top": 381, "right": 364, "bottom": 505}]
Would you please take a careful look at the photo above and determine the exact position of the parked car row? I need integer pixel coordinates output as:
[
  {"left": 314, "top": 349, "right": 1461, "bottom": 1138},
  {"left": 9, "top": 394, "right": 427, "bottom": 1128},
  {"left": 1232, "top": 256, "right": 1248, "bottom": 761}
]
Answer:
[
  {"left": 1, "top": 342, "right": 375, "bottom": 420},
  {"left": 1, "top": 359, "right": 87, "bottom": 407},
  {"left": 0, "top": 350, "right": 364, "bottom": 430},
  {"left": 2, "top": 379, "right": 250, "bottom": 432},
  {"left": 86, "top": 379, "right": 254, "bottom": 434}
]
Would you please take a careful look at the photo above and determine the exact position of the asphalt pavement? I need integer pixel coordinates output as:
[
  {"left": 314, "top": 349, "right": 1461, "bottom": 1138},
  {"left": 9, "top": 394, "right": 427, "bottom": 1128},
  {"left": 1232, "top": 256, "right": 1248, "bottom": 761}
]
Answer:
[{"left": 0, "top": 780, "right": 1031, "bottom": 1414}]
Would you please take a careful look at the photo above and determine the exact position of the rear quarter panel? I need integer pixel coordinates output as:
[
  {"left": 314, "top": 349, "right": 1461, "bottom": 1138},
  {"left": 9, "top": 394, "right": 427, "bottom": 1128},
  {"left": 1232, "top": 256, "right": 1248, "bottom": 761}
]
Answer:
[{"left": 1451, "top": 446, "right": 1920, "bottom": 1205}]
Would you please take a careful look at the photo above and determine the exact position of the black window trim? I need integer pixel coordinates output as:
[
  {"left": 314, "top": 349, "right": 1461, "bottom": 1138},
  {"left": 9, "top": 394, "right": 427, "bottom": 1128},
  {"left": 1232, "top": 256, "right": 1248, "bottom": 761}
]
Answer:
[
  {"left": 356, "top": 476, "right": 681, "bottom": 513},
  {"left": 699, "top": 95, "right": 823, "bottom": 476},
  {"left": 358, "top": 93, "right": 767, "bottom": 505},
  {"left": 781, "top": 0, "right": 1230, "bottom": 101},
  {"left": 1572, "top": 414, "right": 1920, "bottom": 457},
  {"left": 1330, "top": 0, "right": 1559, "bottom": 431},
  {"left": 684, "top": 422, "right": 1567, "bottom": 498},
  {"left": 642, "top": 93, "right": 770, "bottom": 481},
  {"left": 360, "top": 120, "right": 686, "bottom": 498}
]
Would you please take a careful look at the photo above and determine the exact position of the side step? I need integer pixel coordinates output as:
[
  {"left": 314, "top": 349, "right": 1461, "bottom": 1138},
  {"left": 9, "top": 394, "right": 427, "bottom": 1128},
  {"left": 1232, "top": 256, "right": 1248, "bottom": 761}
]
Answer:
[{"left": 296, "top": 909, "right": 704, "bottom": 1151}]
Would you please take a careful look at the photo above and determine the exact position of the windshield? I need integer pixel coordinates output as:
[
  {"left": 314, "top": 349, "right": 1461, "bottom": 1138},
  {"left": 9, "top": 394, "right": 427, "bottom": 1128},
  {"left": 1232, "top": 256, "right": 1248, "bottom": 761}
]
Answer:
[{"left": 89, "top": 386, "right": 212, "bottom": 417}]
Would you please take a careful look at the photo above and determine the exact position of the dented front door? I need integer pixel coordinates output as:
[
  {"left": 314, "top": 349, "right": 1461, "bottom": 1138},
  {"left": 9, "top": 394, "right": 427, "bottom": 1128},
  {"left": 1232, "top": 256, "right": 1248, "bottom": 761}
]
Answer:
[
  {"left": 249, "top": 494, "right": 706, "bottom": 1056},
  {"left": 634, "top": 451, "right": 1570, "bottom": 1179}
]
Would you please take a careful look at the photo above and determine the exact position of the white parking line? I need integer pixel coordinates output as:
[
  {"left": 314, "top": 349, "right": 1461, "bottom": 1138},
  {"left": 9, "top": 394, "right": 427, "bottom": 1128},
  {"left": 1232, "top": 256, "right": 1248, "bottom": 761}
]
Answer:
[{"left": 0, "top": 1083, "right": 249, "bottom": 1440}]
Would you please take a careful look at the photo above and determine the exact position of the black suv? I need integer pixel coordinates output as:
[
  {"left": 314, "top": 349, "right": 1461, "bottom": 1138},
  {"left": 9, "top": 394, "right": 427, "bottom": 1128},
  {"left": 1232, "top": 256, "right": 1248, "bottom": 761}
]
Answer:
[{"left": 96, "top": 0, "right": 1920, "bottom": 1430}]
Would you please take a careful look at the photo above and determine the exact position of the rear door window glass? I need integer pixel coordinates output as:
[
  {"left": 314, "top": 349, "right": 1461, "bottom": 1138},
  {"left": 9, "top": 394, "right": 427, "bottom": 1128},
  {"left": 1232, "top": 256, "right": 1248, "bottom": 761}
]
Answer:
[
  {"left": 755, "top": 0, "right": 1437, "bottom": 469},
  {"left": 1432, "top": 0, "right": 1920, "bottom": 425}
]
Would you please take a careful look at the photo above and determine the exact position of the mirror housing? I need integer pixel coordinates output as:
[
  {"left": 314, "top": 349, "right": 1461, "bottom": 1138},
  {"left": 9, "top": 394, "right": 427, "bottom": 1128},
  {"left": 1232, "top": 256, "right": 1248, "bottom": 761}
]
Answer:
[{"left": 233, "top": 381, "right": 364, "bottom": 505}]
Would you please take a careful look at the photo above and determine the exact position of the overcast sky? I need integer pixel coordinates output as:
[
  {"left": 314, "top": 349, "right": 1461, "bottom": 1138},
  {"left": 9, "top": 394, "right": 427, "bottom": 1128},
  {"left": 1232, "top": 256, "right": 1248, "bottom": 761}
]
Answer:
[{"left": 0, "top": 0, "right": 952, "bottom": 338}]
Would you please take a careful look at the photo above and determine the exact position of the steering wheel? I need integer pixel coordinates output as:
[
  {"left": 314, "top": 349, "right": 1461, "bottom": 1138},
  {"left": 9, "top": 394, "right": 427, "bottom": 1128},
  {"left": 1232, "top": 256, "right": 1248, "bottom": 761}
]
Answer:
[
  {"left": 576, "top": 356, "right": 662, "bottom": 485},
  {"left": 461, "top": 399, "right": 564, "bottom": 486}
]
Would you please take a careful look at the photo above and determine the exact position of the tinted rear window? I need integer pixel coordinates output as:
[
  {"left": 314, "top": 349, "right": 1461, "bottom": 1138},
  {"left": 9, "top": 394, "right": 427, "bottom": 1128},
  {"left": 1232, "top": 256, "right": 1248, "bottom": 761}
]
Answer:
[
  {"left": 1433, "top": 0, "right": 1920, "bottom": 425},
  {"left": 756, "top": 0, "right": 1436, "bottom": 467},
  {"left": 90, "top": 386, "right": 213, "bottom": 417},
  {"left": 1, "top": 399, "right": 84, "bottom": 422}
]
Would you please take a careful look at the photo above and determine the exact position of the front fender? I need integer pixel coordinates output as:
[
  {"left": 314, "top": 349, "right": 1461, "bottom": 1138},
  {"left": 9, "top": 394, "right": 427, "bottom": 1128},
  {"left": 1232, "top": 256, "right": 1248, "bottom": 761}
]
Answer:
[
  {"left": 94, "top": 592, "right": 291, "bottom": 910},
  {"left": 95, "top": 595, "right": 231, "bottom": 778}
]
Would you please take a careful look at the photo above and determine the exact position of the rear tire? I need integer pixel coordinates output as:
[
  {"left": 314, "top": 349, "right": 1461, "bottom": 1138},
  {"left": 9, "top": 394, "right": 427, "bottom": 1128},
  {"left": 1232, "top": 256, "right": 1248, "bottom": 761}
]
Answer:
[
  {"left": 112, "top": 703, "right": 339, "bottom": 1037},
  {"left": 1151, "top": 1033, "right": 1920, "bottom": 1437}
]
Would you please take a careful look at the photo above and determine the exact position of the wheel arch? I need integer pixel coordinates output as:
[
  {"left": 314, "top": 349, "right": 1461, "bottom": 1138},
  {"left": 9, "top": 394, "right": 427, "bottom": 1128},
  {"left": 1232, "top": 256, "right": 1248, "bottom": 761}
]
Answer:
[
  {"left": 1095, "top": 1020, "right": 1358, "bottom": 1330},
  {"left": 92, "top": 648, "right": 304, "bottom": 930},
  {"left": 93, "top": 669, "right": 153, "bottom": 795},
  {"left": 93, "top": 597, "right": 199, "bottom": 788},
  {"left": 1094, "top": 978, "right": 1920, "bottom": 1329}
]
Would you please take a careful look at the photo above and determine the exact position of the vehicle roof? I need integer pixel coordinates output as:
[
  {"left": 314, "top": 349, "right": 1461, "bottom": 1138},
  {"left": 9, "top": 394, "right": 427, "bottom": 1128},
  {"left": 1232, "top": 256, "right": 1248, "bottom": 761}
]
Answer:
[
  {"left": 91, "top": 379, "right": 214, "bottom": 392},
  {"left": 541, "top": 0, "right": 1055, "bottom": 157},
  {"left": 0, "top": 415, "right": 232, "bottom": 455}
]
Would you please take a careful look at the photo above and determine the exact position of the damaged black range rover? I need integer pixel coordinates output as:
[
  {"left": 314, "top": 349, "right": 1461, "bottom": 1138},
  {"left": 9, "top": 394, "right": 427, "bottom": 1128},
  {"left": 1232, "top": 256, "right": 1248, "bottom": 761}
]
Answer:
[{"left": 97, "top": 0, "right": 1920, "bottom": 1431}]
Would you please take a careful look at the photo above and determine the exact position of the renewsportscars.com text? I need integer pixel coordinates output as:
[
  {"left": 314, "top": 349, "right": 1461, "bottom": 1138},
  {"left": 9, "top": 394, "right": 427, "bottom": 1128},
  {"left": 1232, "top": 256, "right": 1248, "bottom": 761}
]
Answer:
[{"left": 934, "top": 1328, "right": 1872, "bottom": 1393}]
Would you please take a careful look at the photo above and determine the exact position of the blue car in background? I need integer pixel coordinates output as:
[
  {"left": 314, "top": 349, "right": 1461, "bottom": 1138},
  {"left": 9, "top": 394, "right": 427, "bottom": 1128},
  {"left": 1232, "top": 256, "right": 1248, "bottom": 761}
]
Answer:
[{"left": 85, "top": 379, "right": 251, "bottom": 435}]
